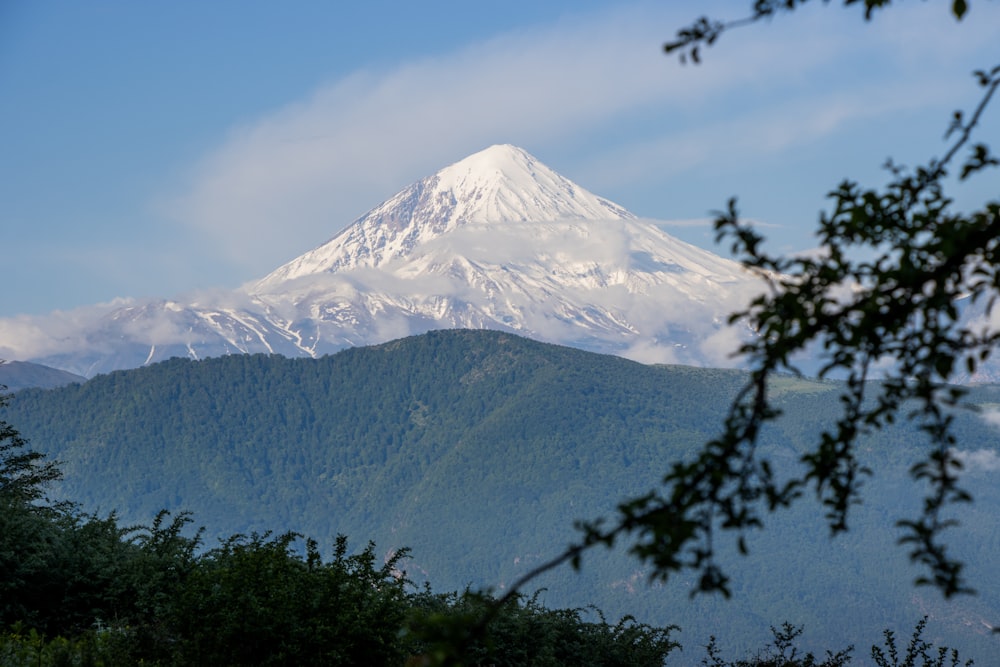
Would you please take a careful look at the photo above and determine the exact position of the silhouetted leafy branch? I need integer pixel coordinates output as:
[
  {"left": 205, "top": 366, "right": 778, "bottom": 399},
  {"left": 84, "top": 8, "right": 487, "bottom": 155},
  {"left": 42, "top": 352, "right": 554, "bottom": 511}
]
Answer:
[
  {"left": 484, "top": 2, "right": 1000, "bottom": 608},
  {"left": 600, "top": 62, "right": 1000, "bottom": 599},
  {"left": 664, "top": 0, "right": 974, "bottom": 64}
]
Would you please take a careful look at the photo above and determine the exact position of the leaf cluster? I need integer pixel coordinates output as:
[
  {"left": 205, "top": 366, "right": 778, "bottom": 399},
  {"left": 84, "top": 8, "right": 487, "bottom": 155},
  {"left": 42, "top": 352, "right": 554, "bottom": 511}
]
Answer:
[
  {"left": 0, "top": 389, "right": 60, "bottom": 505},
  {"left": 697, "top": 616, "right": 971, "bottom": 667},
  {"left": 405, "top": 589, "right": 679, "bottom": 667},
  {"left": 871, "top": 617, "right": 974, "bottom": 667}
]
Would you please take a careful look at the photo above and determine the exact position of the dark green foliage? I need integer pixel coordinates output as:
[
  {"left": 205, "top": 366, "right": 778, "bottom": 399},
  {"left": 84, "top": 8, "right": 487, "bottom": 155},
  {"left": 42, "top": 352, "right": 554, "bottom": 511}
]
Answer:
[
  {"left": 0, "top": 623, "right": 135, "bottom": 667},
  {"left": 0, "top": 388, "right": 76, "bottom": 634},
  {"left": 406, "top": 590, "right": 679, "bottom": 667},
  {"left": 872, "top": 617, "right": 973, "bottom": 667},
  {"left": 1, "top": 509, "right": 411, "bottom": 665},
  {"left": 0, "top": 498, "right": 684, "bottom": 666},
  {"left": 698, "top": 617, "right": 972, "bottom": 667},
  {"left": 0, "top": 507, "right": 197, "bottom": 641},
  {"left": 0, "top": 426, "right": 680, "bottom": 666},
  {"left": 126, "top": 511, "right": 202, "bottom": 617},
  {"left": 702, "top": 622, "right": 852, "bottom": 667},
  {"left": 164, "top": 533, "right": 410, "bottom": 666},
  {"left": 0, "top": 497, "right": 62, "bottom": 630},
  {"left": 0, "top": 390, "right": 60, "bottom": 505}
]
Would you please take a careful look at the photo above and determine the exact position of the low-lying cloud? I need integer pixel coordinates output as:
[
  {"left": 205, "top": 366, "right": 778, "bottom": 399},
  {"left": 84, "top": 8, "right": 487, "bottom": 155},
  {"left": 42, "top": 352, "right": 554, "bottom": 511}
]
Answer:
[{"left": 951, "top": 447, "right": 1000, "bottom": 474}]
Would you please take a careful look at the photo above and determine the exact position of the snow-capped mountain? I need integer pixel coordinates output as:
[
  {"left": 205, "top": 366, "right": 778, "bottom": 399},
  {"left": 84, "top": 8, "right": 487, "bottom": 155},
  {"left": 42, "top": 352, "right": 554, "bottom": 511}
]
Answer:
[
  {"left": 2, "top": 145, "right": 765, "bottom": 377},
  {"left": 256, "top": 143, "right": 634, "bottom": 284}
]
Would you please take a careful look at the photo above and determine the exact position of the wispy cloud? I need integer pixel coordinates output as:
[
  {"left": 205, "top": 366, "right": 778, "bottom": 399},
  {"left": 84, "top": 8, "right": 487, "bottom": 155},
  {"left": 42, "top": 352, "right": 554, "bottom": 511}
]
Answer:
[
  {"left": 951, "top": 447, "right": 1000, "bottom": 474},
  {"left": 166, "top": 5, "right": 689, "bottom": 274},
  {"left": 163, "top": 0, "right": 1000, "bottom": 284},
  {"left": 0, "top": 302, "right": 125, "bottom": 360},
  {"left": 160, "top": 3, "right": 848, "bottom": 276}
]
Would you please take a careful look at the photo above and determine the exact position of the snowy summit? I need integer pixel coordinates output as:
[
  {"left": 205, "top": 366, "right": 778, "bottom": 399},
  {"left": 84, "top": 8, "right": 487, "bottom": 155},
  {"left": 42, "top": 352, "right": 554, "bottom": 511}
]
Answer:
[
  {"left": 255, "top": 144, "right": 634, "bottom": 286},
  {"left": 4, "top": 145, "right": 766, "bottom": 376}
]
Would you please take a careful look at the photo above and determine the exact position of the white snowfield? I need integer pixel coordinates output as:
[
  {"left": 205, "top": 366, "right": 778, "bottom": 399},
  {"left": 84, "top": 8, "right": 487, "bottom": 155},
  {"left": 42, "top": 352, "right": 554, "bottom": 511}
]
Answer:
[{"left": 2, "top": 145, "right": 765, "bottom": 377}]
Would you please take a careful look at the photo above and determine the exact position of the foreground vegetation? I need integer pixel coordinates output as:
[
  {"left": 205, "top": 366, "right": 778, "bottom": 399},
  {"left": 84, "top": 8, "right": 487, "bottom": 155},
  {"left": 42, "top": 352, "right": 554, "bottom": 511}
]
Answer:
[
  {"left": 0, "top": 385, "right": 980, "bottom": 665},
  {"left": 0, "top": 500, "right": 974, "bottom": 667},
  {"left": 2, "top": 496, "right": 683, "bottom": 666}
]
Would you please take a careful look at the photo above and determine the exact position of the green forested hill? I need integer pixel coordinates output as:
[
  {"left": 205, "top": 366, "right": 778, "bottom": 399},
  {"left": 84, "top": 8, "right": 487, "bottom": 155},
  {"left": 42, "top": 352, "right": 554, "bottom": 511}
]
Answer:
[{"left": 5, "top": 330, "right": 1000, "bottom": 660}]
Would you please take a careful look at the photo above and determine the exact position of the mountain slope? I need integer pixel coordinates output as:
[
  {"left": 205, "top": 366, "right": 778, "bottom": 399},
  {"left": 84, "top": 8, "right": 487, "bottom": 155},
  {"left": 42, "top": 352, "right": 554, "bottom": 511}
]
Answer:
[
  {"left": 0, "top": 360, "right": 85, "bottom": 391},
  {"left": 5, "top": 330, "right": 1000, "bottom": 657},
  {"left": 4, "top": 145, "right": 763, "bottom": 377}
]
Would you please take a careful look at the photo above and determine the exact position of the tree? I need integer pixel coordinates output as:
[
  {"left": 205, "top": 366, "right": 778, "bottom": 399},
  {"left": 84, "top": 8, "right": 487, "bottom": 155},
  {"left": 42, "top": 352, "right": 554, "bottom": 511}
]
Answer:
[
  {"left": 0, "top": 387, "right": 61, "bottom": 505},
  {"left": 492, "top": 0, "right": 999, "bottom": 614},
  {"left": 0, "top": 385, "right": 65, "bottom": 630}
]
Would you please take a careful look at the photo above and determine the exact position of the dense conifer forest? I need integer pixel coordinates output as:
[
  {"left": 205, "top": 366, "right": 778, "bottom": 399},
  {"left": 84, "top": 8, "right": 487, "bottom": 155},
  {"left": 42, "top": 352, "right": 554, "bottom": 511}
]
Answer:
[{"left": 2, "top": 330, "right": 997, "bottom": 663}]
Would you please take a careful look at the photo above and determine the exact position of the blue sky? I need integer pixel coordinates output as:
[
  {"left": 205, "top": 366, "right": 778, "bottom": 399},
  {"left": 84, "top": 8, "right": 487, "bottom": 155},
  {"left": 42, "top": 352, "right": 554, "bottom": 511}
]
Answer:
[{"left": 2, "top": 0, "right": 998, "bottom": 317}]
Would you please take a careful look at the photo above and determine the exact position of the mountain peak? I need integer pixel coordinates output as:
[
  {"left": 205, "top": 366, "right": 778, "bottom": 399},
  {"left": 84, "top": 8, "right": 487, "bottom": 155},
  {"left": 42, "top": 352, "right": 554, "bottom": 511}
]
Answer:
[
  {"left": 438, "top": 144, "right": 534, "bottom": 182},
  {"left": 433, "top": 144, "right": 551, "bottom": 200},
  {"left": 255, "top": 145, "right": 635, "bottom": 285},
  {"left": 426, "top": 144, "right": 634, "bottom": 225}
]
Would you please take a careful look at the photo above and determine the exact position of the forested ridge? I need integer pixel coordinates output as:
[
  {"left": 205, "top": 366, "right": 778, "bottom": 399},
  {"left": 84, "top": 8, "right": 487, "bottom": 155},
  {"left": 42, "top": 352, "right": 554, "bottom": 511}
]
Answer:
[
  {"left": 3, "top": 329, "right": 999, "bottom": 662},
  {"left": 7, "top": 331, "right": 747, "bottom": 549}
]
